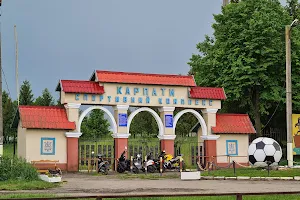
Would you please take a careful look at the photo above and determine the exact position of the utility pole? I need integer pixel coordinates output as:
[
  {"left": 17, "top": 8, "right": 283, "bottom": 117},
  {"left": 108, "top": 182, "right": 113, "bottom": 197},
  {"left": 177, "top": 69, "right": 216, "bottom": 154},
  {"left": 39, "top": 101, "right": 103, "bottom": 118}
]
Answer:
[
  {"left": 286, "top": 19, "right": 299, "bottom": 168},
  {"left": 286, "top": 24, "right": 293, "bottom": 167},
  {"left": 223, "top": 0, "right": 229, "bottom": 6},
  {"left": 14, "top": 25, "right": 19, "bottom": 106},
  {"left": 0, "top": 22, "right": 3, "bottom": 157},
  {"left": 0, "top": 0, "right": 3, "bottom": 156}
]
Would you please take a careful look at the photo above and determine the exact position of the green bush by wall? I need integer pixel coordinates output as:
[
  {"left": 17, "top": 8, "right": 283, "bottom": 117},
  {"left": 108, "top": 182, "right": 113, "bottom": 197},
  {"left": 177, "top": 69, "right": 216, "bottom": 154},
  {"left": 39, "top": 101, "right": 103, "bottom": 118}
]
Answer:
[{"left": 0, "top": 156, "right": 39, "bottom": 181}]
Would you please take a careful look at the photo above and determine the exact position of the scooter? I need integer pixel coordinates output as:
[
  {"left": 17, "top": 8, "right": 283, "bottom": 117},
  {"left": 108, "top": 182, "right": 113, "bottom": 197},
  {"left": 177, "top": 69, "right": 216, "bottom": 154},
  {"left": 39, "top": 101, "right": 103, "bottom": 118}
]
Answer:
[
  {"left": 132, "top": 154, "right": 143, "bottom": 174},
  {"left": 153, "top": 151, "right": 168, "bottom": 172},
  {"left": 117, "top": 150, "right": 131, "bottom": 173},
  {"left": 144, "top": 152, "right": 156, "bottom": 173},
  {"left": 97, "top": 154, "right": 110, "bottom": 175}
]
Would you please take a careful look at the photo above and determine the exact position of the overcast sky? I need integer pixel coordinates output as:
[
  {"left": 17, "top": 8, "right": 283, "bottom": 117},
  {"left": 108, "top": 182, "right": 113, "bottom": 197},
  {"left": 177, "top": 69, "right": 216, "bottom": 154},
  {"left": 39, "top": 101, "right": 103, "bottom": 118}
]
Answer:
[{"left": 1, "top": 0, "right": 287, "bottom": 101}]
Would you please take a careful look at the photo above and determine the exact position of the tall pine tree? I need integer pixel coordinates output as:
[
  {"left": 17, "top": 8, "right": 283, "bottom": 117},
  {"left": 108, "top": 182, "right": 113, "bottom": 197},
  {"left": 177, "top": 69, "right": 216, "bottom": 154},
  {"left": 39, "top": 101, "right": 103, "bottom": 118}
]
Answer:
[
  {"left": 35, "top": 88, "right": 55, "bottom": 106},
  {"left": 80, "top": 109, "right": 111, "bottom": 140},
  {"left": 2, "top": 91, "right": 17, "bottom": 143},
  {"left": 19, "top": 80, "right": 34, "bottom": 105}
]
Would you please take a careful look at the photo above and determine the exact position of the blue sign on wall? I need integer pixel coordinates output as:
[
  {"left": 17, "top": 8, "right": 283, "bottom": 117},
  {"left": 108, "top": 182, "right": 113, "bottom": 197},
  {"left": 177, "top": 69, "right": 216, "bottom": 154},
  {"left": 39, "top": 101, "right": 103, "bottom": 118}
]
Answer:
[
  {"left": 119, "top": 113, "right": 127, "bottom": 127},
  {"left": 226, "top": 140, "right": 238, "bottom": 156},
  {"left": 40, "top": 137, "right": 56, "bottom": 155},
  {"left": 165, "top": 114, "right": 173, "bottom": 128}
]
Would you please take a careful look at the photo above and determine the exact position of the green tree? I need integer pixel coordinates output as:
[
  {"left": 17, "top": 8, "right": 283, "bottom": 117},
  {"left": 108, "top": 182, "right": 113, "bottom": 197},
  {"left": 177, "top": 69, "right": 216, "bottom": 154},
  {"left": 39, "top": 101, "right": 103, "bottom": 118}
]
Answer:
[
  {"left": 56, "top": 99, "right": 62, "bottom": 106},
  {"left": 286, "top": 0, "right": 300, "bottom": 19},
  {"left": 174, "top": 110, "right": 198, "bottom": 138},
  {"left": 2, "top": 91, "right": 17, "bottom": 143},
  {"left": 19, "top": 80, "right": 34, "bottom": 105},
  {"left": 2, "top": 91, "right": 8, "bottom": 106},
  {"left": 34, "top": 88, "right": 55, "bottom": 106},
  {"left": 188, "top": 0, "right": 298, "bottom": 136},
  {"left": 80, "top": 109, "right": 111, "bottom": 140},
  {"left": 129, "top": 108, "right": 159, "bottom": 138}
]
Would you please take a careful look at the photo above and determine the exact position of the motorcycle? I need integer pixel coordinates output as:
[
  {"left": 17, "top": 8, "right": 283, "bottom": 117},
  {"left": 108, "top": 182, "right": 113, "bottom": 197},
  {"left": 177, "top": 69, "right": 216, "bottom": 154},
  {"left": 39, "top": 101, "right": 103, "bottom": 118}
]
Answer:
[
  {"left": 97, "top": 154, "right": 110, "bottom": 175},
  {"left": 132, "top": 154, "right": 143, "bottom": 174},
  {"left": 165, "top": 153, "right": 186, "bottom": 171},
  {"left": 156, "top": 150, "right": 186, "bottom": 172},
  {"left": 117, "top": 150, "right": 131, "bottom": 173},
  {"left": 127, "top": 153, "right": 156, "bottom": 174},
  {"left": 143, "top": 152, "right": 156, "bottom": 173},
  {"left": 153, "top": 151, "right": 165, "bottom": 172}
]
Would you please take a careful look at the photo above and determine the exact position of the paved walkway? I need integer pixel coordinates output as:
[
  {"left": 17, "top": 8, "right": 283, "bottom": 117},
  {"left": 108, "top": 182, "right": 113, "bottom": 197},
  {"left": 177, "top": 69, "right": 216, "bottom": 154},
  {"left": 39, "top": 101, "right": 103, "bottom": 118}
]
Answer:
[{"left": 1, "top": 173, "right": 300, "bottom": 196}]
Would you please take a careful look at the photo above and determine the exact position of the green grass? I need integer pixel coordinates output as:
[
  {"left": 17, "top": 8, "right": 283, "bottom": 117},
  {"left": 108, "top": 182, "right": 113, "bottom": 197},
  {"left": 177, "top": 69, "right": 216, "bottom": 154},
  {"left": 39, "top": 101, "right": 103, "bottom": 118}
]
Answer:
[
  {"left": 0, "top": 180, "right": 61, "bottom": 190},
  {"left": 201, "top": 167, "right": 300, "bottom": 177},
  {"left": 0, "top": 194, "right": 57, "bottom": 199},
  {"left": 1, "top": 195, "right": 300, "bottom": 200},
  {"left": 1, "top": 144, "right": 60, "bottom": 191}
]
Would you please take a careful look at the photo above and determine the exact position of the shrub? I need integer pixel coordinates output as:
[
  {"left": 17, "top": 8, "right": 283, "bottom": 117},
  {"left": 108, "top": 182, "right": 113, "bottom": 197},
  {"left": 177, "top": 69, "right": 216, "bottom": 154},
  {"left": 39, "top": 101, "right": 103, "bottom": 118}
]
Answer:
[{"left": 0, "top": 156, "right": 39, "bottom": 181}]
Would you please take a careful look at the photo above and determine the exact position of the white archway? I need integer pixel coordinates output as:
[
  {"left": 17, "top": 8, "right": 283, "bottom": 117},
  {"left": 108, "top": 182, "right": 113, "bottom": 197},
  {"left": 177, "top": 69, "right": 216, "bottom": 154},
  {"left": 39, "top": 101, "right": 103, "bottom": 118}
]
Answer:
[
  {"left": 78, "top": 106, "right": 118, "bottom": 134},
  {"left": 173, "top": 109, "right": 207, "bottom": 136},
  {"left": 127, "top": 107, "right": 164, "bottom": 136}
]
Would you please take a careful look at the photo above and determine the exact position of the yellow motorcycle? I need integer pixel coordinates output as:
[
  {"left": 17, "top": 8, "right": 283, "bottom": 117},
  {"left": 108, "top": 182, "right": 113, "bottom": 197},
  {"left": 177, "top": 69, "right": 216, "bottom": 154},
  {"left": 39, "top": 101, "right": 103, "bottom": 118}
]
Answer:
[{"left": 160, "top": 151, "right": 186, "bottom": 171}]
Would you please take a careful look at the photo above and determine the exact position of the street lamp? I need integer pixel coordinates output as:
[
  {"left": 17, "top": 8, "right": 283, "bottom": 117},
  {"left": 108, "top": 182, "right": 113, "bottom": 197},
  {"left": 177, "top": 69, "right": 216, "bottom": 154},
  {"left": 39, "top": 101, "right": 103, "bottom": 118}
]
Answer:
[{"left": 286, "top": 19, "right": 299, "bottom": 168}]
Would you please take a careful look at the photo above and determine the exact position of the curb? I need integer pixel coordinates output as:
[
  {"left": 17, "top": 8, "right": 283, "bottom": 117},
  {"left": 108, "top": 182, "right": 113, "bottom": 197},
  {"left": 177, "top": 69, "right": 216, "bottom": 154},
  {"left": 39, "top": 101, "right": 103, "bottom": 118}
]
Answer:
[
  {"left": 201, "top": 176, "right": 300, "bottom": 181},
  {"left": 225, "top": 177, "right": 237, "bottom": 180},
  {"left": 214, "top": 176, "right": 225, "bottom": 180},
  {"left": 265, "top": 177, "right": 281, "bottom": 180},
  {"left": 281, "top": 177, "right": 294, "bottom": 180},
  {"left": 294, "top": 176, "right": 300, "bottom": 181},
  {"left": 237, "top": 176, "right": 250, "bottom": 180},
  {"left": 250, "top": 177, "right": 261, "bottom": 181}
]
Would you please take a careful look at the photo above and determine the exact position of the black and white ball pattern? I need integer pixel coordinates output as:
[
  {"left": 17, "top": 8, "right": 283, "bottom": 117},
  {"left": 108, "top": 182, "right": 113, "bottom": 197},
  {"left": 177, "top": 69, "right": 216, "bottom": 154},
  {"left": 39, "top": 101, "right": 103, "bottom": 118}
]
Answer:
[{"left": 248, "top": 137, "right": 282, "bottom": 167}]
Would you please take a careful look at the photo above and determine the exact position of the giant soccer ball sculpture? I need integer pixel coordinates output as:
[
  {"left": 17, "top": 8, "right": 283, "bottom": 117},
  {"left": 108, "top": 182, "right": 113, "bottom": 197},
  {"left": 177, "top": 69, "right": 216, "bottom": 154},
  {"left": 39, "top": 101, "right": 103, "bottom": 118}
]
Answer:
[{"left": 248, "top": 137, "right": 282, "bottom": 167}]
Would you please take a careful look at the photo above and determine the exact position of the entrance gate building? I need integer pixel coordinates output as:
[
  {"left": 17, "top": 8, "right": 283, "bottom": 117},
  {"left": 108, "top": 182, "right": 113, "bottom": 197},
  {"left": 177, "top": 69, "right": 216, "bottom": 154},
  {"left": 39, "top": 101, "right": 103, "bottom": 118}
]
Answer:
[{"left": 16, "top": 70, "right": 256, "bottom": 171}]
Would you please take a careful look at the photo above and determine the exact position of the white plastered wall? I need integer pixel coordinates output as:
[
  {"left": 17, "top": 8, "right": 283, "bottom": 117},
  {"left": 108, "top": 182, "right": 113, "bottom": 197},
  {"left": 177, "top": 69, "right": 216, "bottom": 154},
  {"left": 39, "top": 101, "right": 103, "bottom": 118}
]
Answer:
[
  {"left": 25, "top": 129, "right": 67, "bottom": 163},
  {"left": 216, "top": 134, "right": 249, "bottom": 164}
]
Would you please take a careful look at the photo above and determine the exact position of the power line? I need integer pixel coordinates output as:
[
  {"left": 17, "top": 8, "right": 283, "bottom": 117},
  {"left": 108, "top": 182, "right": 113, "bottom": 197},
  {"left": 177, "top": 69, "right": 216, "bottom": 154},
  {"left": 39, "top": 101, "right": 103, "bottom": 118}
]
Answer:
[
  {"left": 1, "top": 67, "right": 11, "bottom": 98},
  {"left": 262, "top": 82, "right": 286, "bottom": 131}
]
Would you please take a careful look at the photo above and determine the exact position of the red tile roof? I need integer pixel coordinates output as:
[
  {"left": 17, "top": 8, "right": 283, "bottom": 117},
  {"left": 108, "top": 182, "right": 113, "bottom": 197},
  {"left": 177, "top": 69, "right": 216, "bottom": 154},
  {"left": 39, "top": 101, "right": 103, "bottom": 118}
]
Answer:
[
  {"left": 56, "top": 80, "right": 104, "bottom": 94},
  {"left": 189, "top": 87, "right": 226, "bottom": 100},
  {"left": 212, "top": 114, "right": 256, "bottom": 134},
  {"left": 91, "top": 70, "right": 196, "bottom": 86},
  {"left": 19, "top": 106, "right": 76, "bottom": 130}
]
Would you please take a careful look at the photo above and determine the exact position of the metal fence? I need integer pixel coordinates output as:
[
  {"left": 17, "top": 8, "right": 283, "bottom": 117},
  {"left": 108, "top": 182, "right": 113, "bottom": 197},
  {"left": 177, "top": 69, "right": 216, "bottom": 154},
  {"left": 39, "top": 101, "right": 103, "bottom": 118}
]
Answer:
[
  {"left": 2, "top": 191, "right": 300, "bottom": 200},
  {"left": 249, "top": 127, "right": 287, "bottom": 144}
]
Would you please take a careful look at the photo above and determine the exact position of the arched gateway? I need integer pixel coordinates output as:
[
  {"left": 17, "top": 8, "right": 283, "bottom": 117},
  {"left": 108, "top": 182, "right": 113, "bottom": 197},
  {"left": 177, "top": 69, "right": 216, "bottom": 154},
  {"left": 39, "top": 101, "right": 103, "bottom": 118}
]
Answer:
[
  {"left": 16, "top": 70, "right": 256, "bottom": 172},
  {"left": 78, "top": 106, "right": 118, "bottom": 133}
]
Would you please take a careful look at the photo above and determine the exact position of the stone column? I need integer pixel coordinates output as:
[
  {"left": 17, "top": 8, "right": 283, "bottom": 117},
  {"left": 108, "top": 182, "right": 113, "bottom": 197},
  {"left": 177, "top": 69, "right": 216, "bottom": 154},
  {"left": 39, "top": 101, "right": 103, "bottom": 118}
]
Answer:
[
  {"left": 65, "top": 132, "right": 82, "bottom": 172},
  {"left": 201, "top": 135, "right": 220, "bottom": 163},
  {"left": 158, "top": 107, "right": 175, "bottom": 156},
  {"left": 64, "top": 103, "right": 81, "bottom": 172},
  {"left": 112, "top": 105, "right": 130, "bottom": 159},
  {"left": 64, "top": 103, "right": 81, "bottom": 129},
  {"left": 201, "top": 108, "right": 218, "bottom": 135}
]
